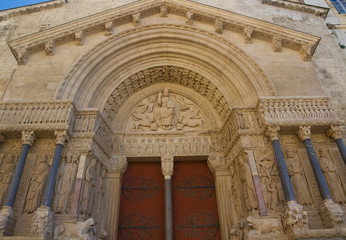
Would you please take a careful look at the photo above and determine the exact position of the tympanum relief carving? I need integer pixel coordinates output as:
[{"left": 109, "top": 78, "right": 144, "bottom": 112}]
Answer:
[{"left": 128, "top": 88, "right": 206, "bottom": 132}]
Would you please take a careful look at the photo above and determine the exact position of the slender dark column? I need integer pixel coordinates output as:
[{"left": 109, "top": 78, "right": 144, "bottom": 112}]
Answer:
[
  {"left": 161, "top": 156, "right": 173, "bottom": 240},
  {"left": 327, "top": 126, "right": 346, "bottom": 164},
  {"left": 298, "top": 126, "right": 332, "bottom": 200},
  {"left": 42, "top": 143, "right": 64, "bottom": 207},
  {"left": 4, "top": 131, "right": 35, "bottom": 207}
]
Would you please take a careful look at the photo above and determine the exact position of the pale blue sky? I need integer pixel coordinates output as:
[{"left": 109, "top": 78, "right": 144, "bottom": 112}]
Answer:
[{"left": 0, "top": 0, "right": 53, "bottom": 11}]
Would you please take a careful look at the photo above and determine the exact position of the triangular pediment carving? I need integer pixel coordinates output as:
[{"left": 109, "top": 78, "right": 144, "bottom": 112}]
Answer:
[{"left": 8, "top": 0, "right": 320, "bottom": 64}]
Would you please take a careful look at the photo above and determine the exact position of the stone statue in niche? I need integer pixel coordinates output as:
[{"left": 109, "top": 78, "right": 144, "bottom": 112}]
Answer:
[
  {"left": 80, "top": 158, "right": 96, "bottom": 217},
  {"left": 0, "top": 154, "right": 16, "bottom": 206},
  {"left": 239, "top": 154, "right": 258, "bottom": 212},
  {"left": 285, "top": 149, "right": 312, "bottom": 206},
  {"left": 130, "top": 88, "right": 203, "bottom": 131},
  {"left": 317, "top": 148, "right": 346, "bottom": 204},
  {"left": 54, "top": 153, "right": 78, "bottom": 214},
  {"left": 24, "top": 154, "right": 50, "bottom": 213}
]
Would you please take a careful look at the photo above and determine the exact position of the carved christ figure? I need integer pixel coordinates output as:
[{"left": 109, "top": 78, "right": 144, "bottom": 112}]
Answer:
[
  {"left": 24, "top": 154, "right": 50, "bottom": 213},
  {"left": 239, "top": 156, "right": 258, "bottom": 212},
  {"left": 155, "top": 88, "right": 177, "bottom": 129},
  {"left": 0, "top": 154, "right": 16, "bottom": 206},
  {"left": 318, "top": 149, "right": 346, "bottom": 204},
  {"left": 285, "top": 150, "right": 312, "bottom": 206}
]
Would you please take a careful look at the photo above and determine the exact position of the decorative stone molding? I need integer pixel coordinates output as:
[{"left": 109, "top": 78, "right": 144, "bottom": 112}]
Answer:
[
  {"left": 244, "top": 27, "right": 253, "bottom": 43},
  {"left": 160, "top": 5, "right": 168, "bottom": 17},
  {"left": 215, "top": 19, "right": 223, "bottom": 34},
  {"left": 44, "top": 40, "right": 55, "bottom": 56},
  {"left": 265, "top": 126, "right": 280, "bottom": 141},
  {"left": 261, "top": 0, "right": 329, "bottom": 18},
  {"left": 186, "top": 11, "right": 194, "bottom": 25},
  {"left": 297, "top": 126, "right": 311, "bottom": 141},
  {"left": 320, "top": 199, "right": 345, "bottom": 229},
  {"left": 22, "top": 131, "right": 35, "bottom": 146},
  {"left": 161, "top": 155, "right": 174, "bottom": 179},
  {"left": 327, "top": 125, "right": 343, "bottom": 140},
  {"left": 0, "top": 0, "right": 66, "bottom": 22},
  {"left": 132, "top": 13, "right": 141, "bottom": 26},
  {"left": 75, "top": 31, "right": 84, "bottom": 46},
  {"left": 0, "top": 101, "right": 75, "bottom": 132},
  {"left": 258, "top": 97, "right": 340, "bottom": 126},
  {"left": 124, "top": 136, "right": 211, "bottom": 157},
  {"left": 272, "top": 37, "right": 282, "bottom": 52},
  {"left": 55, "top": 130, "right": 68, "bottom": 146},
  {"left": 0, "top": 206, "right": 15, "bottom": 236},
  {"left": 110, "top": 155, "right": 127, "bottom": 174},
  {"left": 104, "top": 21, "right": 114, "bottom": 36},
  {"left": 104, "top": 66, "right": 230, "bottom": 122},
  {"left": 30, "top": 206, "right": 54, "bottom": 239},
  {"left": 8, "top": 0, "right": 320, "bottom": 64},
  {"left": 282, "top": 201, "right": 309, "bottom": 233}
]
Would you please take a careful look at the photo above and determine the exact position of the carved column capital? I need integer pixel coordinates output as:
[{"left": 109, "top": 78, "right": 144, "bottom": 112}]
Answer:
[
  {"left": 207, "top": 153, "right": 228, "bottom": 174},
  {"left": 110, "top": 155, "right": 128, "bottom": 174},
  {"left": 327, "top": 125, "right": 342, "bottom": 140},
  {"left": 297, "top": 126, "right": 311, "bottom": 141},
  {"left": 22, "top": 131, "right": 35, "bottom": 146},
  {"left": 265, "top": 125, "right": 280, "bottom": 141},
  {"left": 54, "top": 130, "right": 68, "bottom": 146},
  {"left": 161, "top": 155, "right": 174, "bottom": 179}
]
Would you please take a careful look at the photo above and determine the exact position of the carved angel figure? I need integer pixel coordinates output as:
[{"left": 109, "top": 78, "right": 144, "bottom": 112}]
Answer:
[
  {"left": 24, "top": 154, "right": 50, "bottom": 213},
  {"left": 0, "top": 154, "right": 16, "bottom": 206}
]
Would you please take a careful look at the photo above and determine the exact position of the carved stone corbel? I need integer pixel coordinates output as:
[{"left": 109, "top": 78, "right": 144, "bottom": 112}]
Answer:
[
  {"left": 297, "top": 126, "right": 311, "bottom": 141},
  {"left": 327, "top": 125, "right": 342, "bottom": 140},
  {"left": 22, "top": 131, "right": 36, "bottom": 146},
  {"left": 160, "top": 5, "right": 168, "bottom": 17},
  {"left": 30, "top": 206, "right": 54, "bottom": 240},
  {"left": 75, "top": 31, "right": 84, "bottom": 46},
  {"left": 215, "top": 19, "right": 223, "bottom": 34},
  {"left": 186, "top": 11, "right": 194, "bottom": 25},
  {"left": 104, "top": 21, "right": 114, "bottom": 36},
  {"left": 110, "top": 155, "right": 127, "bottom": 174},
  {"left": 16, "top": 47, "right": 28, "bottom": 65},
  {"left": 0, "top": 206, "right": 15, "bottom": 236},
  {"left": 244, "top": 27, "right": 253, "bottom": 43},
  {"left": 320, "top": 199, "right": 345, "bottom": 229},
  {"left": 44, "top": 40, "right": 55, "bottom": 56},
  {"left": 54, "top": 130, "right": 68, "bottom": 146},
  {"left": 132, "top": 13, "right": 141, "bottom": 26},
  {"left": 272, "top": 37, "right": 282, "bottom": 52},
  {"left": 300, "top": 45, "right": 312, "bottom": 61},
  {"left": 161, "top": 155, "right": 173, "bottom": 179}
]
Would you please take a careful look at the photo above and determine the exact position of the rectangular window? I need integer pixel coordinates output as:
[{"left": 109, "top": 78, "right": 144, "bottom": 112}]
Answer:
[{"left": 330, "top": 0, "right": 346, "bottom": 14}]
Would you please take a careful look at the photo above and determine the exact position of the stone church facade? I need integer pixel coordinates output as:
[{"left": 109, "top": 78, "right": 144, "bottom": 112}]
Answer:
[{"left": 0, "top": 0, "right": 345, "bottom": 239}]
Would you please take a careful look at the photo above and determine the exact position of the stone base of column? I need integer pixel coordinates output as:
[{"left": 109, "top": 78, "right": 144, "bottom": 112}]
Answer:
[
  {"left": 30, "top": 206, "right": 54, "bottom": 240},
  {"left": 282, "top": 201, "right": 309, "bottom": 239},
  {"left": 0, "top": 206, "right": 16, "bottom": 236},
  {"left": 320, "top": 199, "right": 345, "bottom": 229}
]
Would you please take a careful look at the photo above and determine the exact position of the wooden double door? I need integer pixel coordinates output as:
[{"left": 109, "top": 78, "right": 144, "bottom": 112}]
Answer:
[{"left": 117, "top": 160, "right": 221, "bottom": 240}]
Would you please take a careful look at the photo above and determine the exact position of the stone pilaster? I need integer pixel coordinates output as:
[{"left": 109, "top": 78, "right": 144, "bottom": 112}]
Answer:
[
  {"left": 327, "top": 125, "right": 346, "bottom": 164},
  {"left": 208, "top": 154, "right": 237, "bottom": 240},
  {"left": 104, "top": 155, "right": 127, "bottom": 240}
]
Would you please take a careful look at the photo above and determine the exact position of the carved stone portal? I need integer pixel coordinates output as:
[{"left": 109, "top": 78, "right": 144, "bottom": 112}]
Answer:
[{"left": 128, "top": 88, "right": 205, "bottom": 132}]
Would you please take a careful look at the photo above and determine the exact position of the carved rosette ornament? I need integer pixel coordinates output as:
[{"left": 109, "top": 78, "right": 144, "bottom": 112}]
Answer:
[
  {"left": 0, "top": 206, "right": 15, "bottom": 236},
  {"left": 327, "top": 125, "right": 342, "bottom": 140},
  {"left": 161, "top": 155, "right": 174, "bottom": 179},
  {"left": 110, "top": 155, "right": 127, "bottom": 174},
  {"left": 320, "top": 199, "right": 345, "bottom": 229},
  {"left": 297, "top": 126, "right": 311, "bottom": 141},
  {"left": 282, "top": 201, "right": 308, "bottom": 233},
  {"left": 30, "top": 206, "right": 54, "bottom": 239},
  {"left": 22, "top": 131, "right": 36, "bottom": 146},
  {"left": 55, "top": 130, "right": 68, "bottom": 146},
  {"left": 266, "top": 126, "right": 280, "bottom": 141}
]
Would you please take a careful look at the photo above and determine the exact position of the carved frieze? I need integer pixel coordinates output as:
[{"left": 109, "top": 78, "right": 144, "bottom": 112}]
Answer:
[
  {"left": 258, "top": 97, "right": 340, "bottom": 126},
  {"left": 0, "top": 101, "right": 74, "bottom": 131},
  {"left": 127, "top": 88, "right": 205, "bottom": 132}
]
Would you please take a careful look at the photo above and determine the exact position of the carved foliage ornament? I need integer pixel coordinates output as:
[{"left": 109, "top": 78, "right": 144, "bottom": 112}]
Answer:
[
  {"left": 327, "top": 125, "right": 342, "bottom": 140},
  {"left": 297, "top": 126, "right": 311, "bottom": 141},
  {"left": 265, "top": 126, "right": 280, "bottom": 141},
  {"left": 128, "top": 88, "right": 204, "bottom": 132},
  {"left": 22, "top": 131, "right": 36, "bottom": 146}
]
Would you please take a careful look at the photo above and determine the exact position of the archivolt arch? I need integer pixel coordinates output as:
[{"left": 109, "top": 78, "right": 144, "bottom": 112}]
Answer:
[{"left": 56, "top": 24, "right": 276, "bottom": 122}]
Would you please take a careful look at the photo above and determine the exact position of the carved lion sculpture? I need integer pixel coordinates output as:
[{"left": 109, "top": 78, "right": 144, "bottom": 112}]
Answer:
[
  {"left": 54, "top": 218, "right": 96, "bottom": 240},
  {"left": 247, "top": 216, "right": 283, "bottom": 235}
]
